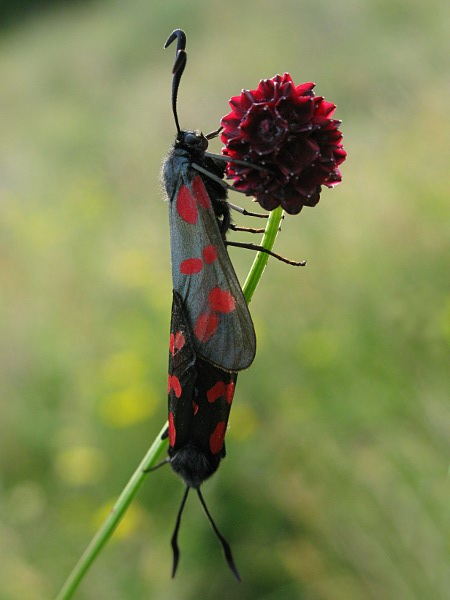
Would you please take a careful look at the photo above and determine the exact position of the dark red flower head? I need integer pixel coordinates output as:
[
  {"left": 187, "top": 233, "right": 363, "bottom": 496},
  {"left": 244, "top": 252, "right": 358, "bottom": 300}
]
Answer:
[{"left": 220, "top": 73, "right": 346, "bottom": 215}]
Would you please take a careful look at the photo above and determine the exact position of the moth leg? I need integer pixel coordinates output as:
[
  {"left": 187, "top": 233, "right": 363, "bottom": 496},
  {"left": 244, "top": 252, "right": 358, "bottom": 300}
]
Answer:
[
  {"left": 143, "top": 457, "right": 171, "bottom": 473},
  {"left": 203, "top": 152, "right": 269, "bottom": 172},
  {"left": 191, "top": 162, "right": 234, "bottom": 190},
  {"left": 191, "top": 164, "right": 271, "bottom": 222},
  {"left": 228, "top": 202, "right": 269, "bottom": 219},
  {"left": 205, "top": 126, "right": 223, "bottom": 140},
  {"left": 229, "top": 223, "right": 267, "bottom": 234},
  {"left": 226, "top": 241, "right": 306, "bottom": 267}
]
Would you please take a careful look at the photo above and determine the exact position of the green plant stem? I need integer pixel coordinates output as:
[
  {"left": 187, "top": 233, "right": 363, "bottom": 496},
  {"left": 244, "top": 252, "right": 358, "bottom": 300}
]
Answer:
[
  {"left": 55, "top": 423, "right": 168, "bottom": 600},
  {"left": 55, "top": 206, "right": 284, "bottom": 600},
  {"left": 242, "top": 206, "right": 283, "bottom": 303}
]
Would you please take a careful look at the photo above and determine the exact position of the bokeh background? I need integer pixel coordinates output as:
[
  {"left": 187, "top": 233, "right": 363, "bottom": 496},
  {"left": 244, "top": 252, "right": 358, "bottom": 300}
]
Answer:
[{"left": 1, "top": 1, "right": 449, "bottom": 599}]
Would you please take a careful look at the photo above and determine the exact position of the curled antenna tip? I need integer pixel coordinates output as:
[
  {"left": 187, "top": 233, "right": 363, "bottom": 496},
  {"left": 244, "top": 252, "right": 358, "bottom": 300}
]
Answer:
[
  {"left": 164, "top": 29, "right": 188, "bottom": 134},
  {"left": 164, "top": 29, "right": 186, "bottom": 49}
]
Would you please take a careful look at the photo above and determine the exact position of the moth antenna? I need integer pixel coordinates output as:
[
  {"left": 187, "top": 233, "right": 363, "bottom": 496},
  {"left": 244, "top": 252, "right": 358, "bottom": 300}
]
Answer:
[
  {"left": 196, "top": 488, "right": 241, "bottom": 582},
  {"left": 171, "top": 486, "right": 190, "bottom": 578},
  {"left": 164, "top": 29, "right": 187, "bottom": 134}
]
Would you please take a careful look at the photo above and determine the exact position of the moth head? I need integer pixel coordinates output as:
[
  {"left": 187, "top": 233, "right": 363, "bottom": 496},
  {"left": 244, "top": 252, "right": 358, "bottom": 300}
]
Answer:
[{"left": 176, "top": 129, "right": 208, "bottom": 153}]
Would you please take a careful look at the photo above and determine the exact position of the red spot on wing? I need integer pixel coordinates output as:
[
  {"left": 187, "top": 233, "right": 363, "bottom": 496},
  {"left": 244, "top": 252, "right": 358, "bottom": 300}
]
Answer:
[
  {"left": 209, "top": 421, "right": 226, "bottom": 455},
  {"left": 202, "top": 244, "right": 218, "bottom": 264},
  {"left": 168, "top": 411, "right": 176, "bottom": 447},
  {"left": 192, "top": 401, "right": 199, "bottom": 415},
  {"left": 168, "top": 374, "right": 182, "bottom": 398},
  {"left": 170, "top": 331, "right": 185, "bottom": 355},
  {"left": 208, "top": 287, "right": 236, "bottom": 313},
  {"left": 180, "top": 257, "right": 203, "bottom": 275},
  {"left": 194, "top": 311, "right": 219, "bottom": 343},
  {"left": 225, "top": 382, "right": 235, "bottom": 404},
  {"left": 173, "top": 331, "right": 185, "bottom": 352},
  {"left": 207, "top": 381, "right": 235, "bottom": 404},
  {"left": 192, "top": 176, "right": 212, "bottom": 209},
  {"left": 177, "top": 185, "right": 198, "bottom": 224},
  {"left": 207, "top": 381, "right": 227, "bottom": 403}
]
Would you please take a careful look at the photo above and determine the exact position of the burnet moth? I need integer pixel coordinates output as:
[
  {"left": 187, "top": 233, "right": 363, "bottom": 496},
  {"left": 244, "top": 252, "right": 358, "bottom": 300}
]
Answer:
[{"left": 157, "top": 29, "right": 257, "bottom": 580}]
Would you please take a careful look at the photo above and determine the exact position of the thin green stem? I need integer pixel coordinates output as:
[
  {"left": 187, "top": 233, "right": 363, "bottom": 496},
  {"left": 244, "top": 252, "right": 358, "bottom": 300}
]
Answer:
[
  {"left": 242, "top": 206, "right": 284, "bottom": 303},
  {"left": 55, "top": 423, "right": 168, "bottom": 600},
  {"left": 55, "top": 205, "right": 284, "bottom": 600}
]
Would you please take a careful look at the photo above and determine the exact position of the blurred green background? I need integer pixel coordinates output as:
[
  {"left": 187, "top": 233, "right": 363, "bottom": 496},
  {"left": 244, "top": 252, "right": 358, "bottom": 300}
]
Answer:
[{"left": 1, "top": 1, "right": 449, "bottom": 599}]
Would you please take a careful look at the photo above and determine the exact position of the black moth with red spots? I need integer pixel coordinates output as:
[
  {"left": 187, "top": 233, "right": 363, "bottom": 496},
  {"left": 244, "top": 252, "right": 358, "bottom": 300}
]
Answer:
[
  {"left": 158, "top": 29, "right": 256, "bottom": 580},
  {"left": 168, "top": 292, "right": 238, "bottom": 489}
]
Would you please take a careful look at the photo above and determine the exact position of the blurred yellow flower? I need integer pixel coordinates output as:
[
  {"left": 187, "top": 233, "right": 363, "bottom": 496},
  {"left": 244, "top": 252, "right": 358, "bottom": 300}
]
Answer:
[
  {"left": 54, "top": 446, "right": 106, "bottom": 486},
  {"left": 99, "top": 351, "right": 158, "bottom": 428},
  {"left": 98, "top": 385, "right": 157, "bottom": 428}
]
